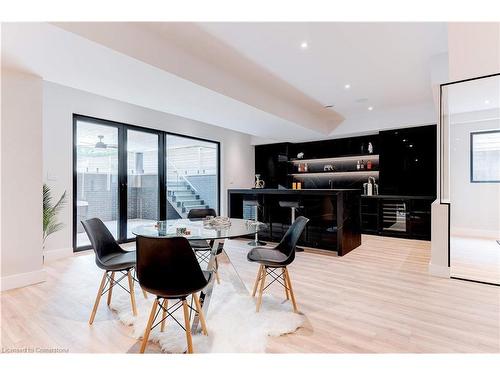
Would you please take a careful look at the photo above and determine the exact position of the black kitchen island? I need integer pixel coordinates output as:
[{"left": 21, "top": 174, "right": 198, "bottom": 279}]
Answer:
[{"left": 228, "top": 188, "right": 361, "bottom": 256}]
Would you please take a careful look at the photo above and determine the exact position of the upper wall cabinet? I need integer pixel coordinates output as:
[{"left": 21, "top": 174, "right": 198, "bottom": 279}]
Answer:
[
  {"left": 379, "top": 125, "right": 437, "bottom": 196},
  {"left": 254, "top": 142, "right": 290, "bottom": 188}
]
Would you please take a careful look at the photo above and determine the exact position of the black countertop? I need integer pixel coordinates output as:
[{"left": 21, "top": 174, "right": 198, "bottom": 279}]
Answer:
[
  {"left": 361, "top": 194, "right": 436, "bottom": 200},
  {"left": 228, "top": 188, "right": 360, "bottom": 195}
]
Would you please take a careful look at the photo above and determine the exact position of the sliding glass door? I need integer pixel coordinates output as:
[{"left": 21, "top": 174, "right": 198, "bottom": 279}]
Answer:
[
  {"left": 126, "top": 129, "right": 160, "bottom": 238},
  {"left": 75, "top": 119, "right": 119, "bottom": 247},
  {"left": 73, "top": 115, "right": 219, "bottom": 251},
  {"left": 166, "top": 134, "right": 220, "bottom": 219}
]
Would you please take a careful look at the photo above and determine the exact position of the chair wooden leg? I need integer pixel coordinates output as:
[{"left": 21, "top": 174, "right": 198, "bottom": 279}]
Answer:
[
  {"left": 160, "top": 299, "right": 168, "bottom": 332},
  {"left": 193, "top": 293, "right": 208, "bottom": 336},
  {"left": 107, "top": 272, "right": 115, "bottom": 306},
  {"left": 252, "top": 265, "right": 263, "bottom": 297},
  {"left": 182, "top": 299, "right": 194, "bottom": 354},
  {"left": 127, "top": 270, "right": 137, "bottom": 316},
  {"left": 140, "top": 298, "right": 158, "bottom": 353},
  {"left": 132, "top": 268, "right": 148, "bottom": 299},
  {"left": 89, "top": 271, "right": 107, "bottom": 325},
  {"left": 283, "top": 268, "right": 290, "bottom": 300},
  {"left": 284, "top": 268, "right": 298, "bottom": 313},
  {"left": 256, "top": 266, "right": 267, "bottom": 312}
]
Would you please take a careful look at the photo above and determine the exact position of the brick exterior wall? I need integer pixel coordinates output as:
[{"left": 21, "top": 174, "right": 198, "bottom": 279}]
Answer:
[
  {"left": 76, "top": 173, "right": 217, "bottom": 223},
  {"left": 185, "top": 174, "right": 217, "bottom": 212}
]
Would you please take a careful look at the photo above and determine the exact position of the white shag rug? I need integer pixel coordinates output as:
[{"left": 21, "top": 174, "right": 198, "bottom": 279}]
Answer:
[{"left": 111, "top": 263, "right": 305, "bottom": 353}]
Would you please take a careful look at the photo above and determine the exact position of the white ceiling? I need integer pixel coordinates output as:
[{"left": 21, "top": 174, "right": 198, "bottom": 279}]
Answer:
[
  {"left": 2, "top": 22, "right": 449, "bottom": 143},
  {"left": 2, "top": 22, "right": 325, "bottom": 142},
  {"left": 199, "top": 22, "right": 448, "bottom": 116}
]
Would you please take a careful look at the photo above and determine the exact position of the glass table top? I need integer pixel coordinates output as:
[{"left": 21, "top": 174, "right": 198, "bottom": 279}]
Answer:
[{"left": 132, "top": 218, "right": 264, "bottom": 240}]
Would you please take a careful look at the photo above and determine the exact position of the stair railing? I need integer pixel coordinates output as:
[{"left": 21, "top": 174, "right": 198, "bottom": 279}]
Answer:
[{"left": 166, "top": 159, "right": 198, "bottom": 195}]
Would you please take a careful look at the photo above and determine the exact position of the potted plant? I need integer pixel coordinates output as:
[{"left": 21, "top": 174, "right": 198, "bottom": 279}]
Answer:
[{"left": 43, "top": 184, "right": 67, "bottom": 246}]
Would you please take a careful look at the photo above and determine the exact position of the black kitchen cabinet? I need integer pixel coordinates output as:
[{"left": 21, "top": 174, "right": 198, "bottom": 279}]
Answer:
[
  {"left": 254, "top": 142, "right": 290, "bottom": 188},
  {"left": 360, "top": 195, "right": 434, "bottom": 240},
  {"left": 379, "top": 125, "right": 436, "bottom": 196},
  {"left": 228, "top": 189, "right": 362, "bottom": 256},
  {"left": 253, "top": 124, "right": 437, "bottom": 242}
]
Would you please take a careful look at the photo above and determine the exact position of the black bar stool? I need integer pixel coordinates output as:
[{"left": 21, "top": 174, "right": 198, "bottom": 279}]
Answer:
[
  {"left": 243, "top": 199, "right": 266, "bottom": 246},
  {"left": 279, "top": 200, "right": 304, "bottom": 252}
]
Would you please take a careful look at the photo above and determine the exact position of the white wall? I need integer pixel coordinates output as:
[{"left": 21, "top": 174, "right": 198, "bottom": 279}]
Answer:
[
  {"left": 1, "top": 69, "right": 45, "bottom": 291},
  {"left": 43, "top": 82, "right": 254, "bottom": 256},
  {"left": 448, "top": 23, "right": 500, "bottom": 81},
  {"left": 450, "top": 111, "right": 500, "bottom": 238},
  {"left": 429, "top": 22, "right": 500, "bottom": 278}
]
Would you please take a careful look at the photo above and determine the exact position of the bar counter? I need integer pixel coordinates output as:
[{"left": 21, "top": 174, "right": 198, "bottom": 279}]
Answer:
[{"left": 228, "top": 188, "right": 361, "bottom": 256}]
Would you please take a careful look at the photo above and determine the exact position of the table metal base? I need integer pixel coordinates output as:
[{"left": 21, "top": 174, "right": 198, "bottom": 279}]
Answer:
[{"left": 191, "top": 238, "right": 222, "bottom": 333}]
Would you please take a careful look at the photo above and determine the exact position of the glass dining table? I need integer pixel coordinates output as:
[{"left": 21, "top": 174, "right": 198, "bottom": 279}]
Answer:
[{"left": 132, "top": 218, "right": 264, "bottom": 332}]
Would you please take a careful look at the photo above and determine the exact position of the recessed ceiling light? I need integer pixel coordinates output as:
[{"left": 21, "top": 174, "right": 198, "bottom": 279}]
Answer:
[
  {"left": 485, "top": 99, "right": 491, "bottom": 104},
  {"left": 367, "top": 106, "right": 374, "bottom": 111},
  {"left": 300, "top": 41, "right": 308, "bottom": 49},
  {"left": 324, "top": 104, "right": 335, "bottom": 109},
  {"left": 344, "top": 84, "right": 351, "bottom": 89}
]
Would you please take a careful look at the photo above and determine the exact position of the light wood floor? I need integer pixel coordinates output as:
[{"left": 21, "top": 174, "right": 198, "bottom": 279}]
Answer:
[
  {"left": 450, "top": 236, "right": 500, "bottom": 285},
  {"left": 1, "top": 235, "right": 499, "bottom": 353}
]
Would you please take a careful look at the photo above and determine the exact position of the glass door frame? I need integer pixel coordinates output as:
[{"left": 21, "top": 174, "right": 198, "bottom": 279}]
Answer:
[
  {"left": 72, "top": 114, "right": 221, "bottom": 252},
  {"left": 439, "top": 72, "right": 500, "bottom": 286},
  {"left": 73, "top": 114, "right": 166, "bottom": 251}
]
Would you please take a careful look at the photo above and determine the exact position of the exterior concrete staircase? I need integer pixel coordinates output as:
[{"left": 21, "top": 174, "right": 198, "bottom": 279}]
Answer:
[{"left": 167, "top": 180, "right": 208, "bottom": 218}]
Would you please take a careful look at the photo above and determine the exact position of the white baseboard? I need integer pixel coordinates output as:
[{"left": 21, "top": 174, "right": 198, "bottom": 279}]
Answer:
[
  {"left": 451, "top": 227, "right": 500, "bottom": 239},
  {"left": 1, "top": 269, "right": 47, "bottom": 292},
  {"left": 428, "top": 263, "right": 450, "bottom": 278},
  {"left": 43, "top": 247, "right": 73, "bottom": 263}
]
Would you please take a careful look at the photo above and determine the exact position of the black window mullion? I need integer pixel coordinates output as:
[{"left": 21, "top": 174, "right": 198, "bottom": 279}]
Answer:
[
  {"left": 159, "top": 132, "right": 167, "bottom": 220},
  {"left": 118, "top": 125, "right": 128, "bottom": 241}
]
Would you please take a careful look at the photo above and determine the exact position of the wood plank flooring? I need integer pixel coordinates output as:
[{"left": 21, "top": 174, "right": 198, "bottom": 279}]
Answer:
[
  {"left": 1, "top": 235, "right": 499, "bottom": 353},
  {"left": 450, "top": 236, "right": 500, "bottom": 285}
]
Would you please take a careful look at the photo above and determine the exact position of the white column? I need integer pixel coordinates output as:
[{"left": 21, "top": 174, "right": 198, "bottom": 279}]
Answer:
[{"left": 1, "top": 69, "right": 45, "bottom": 291}]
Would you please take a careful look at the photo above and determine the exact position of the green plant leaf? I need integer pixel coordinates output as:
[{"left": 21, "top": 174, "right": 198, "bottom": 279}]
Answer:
[{"left": 43, "top": 183, "right": 67, "bottom": 244}]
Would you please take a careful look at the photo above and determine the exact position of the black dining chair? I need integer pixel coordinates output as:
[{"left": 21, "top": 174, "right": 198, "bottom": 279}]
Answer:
[
  {"left": 187, "top": 208, "right": 223, "bottom": 284},
  {"left": 81, "top": 218, "right": 147, "bottom": 325},
  {"left": 136, "top": 236, "right": 211, "bottom": 354},
  {"left": 247, "top": 216, "right": 309, "bottom": 313}
]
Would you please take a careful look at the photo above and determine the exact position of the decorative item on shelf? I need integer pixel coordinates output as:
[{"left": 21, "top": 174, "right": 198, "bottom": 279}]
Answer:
[
  {"left": 296, "top": 182, "right": 302, "bottom": 190},
  {"left": 356, "top": 160, "right": 360, "bottom": 170},
  {"left": 360, "top": 142, "right": 365, "bottom": 154},
  {"left": 360, "top": 160, "right": 365, "bottom": 170},
  {"left": 328, "top": 179, "right": 334, "bottom": 189},
  {"left": 297, "top": 152, "right": 304, "bottom": 159},
  {"left": 368, "top": 142, "right": 374, "bottom": 154},
  {"left": 254, "top": 174, "right": 265, "bottom": 189},
  {"left": 367, "top": 160, "right": 372, "bottom": 170},
  {"left": 292, "top": 182, "right": 297, "bottom": 190},
  {"left": 323, "top": 164, "right": 334, "bottom": 171},
  {"left": 297, "top": 162, "right": 308, "bottom": 172}
]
